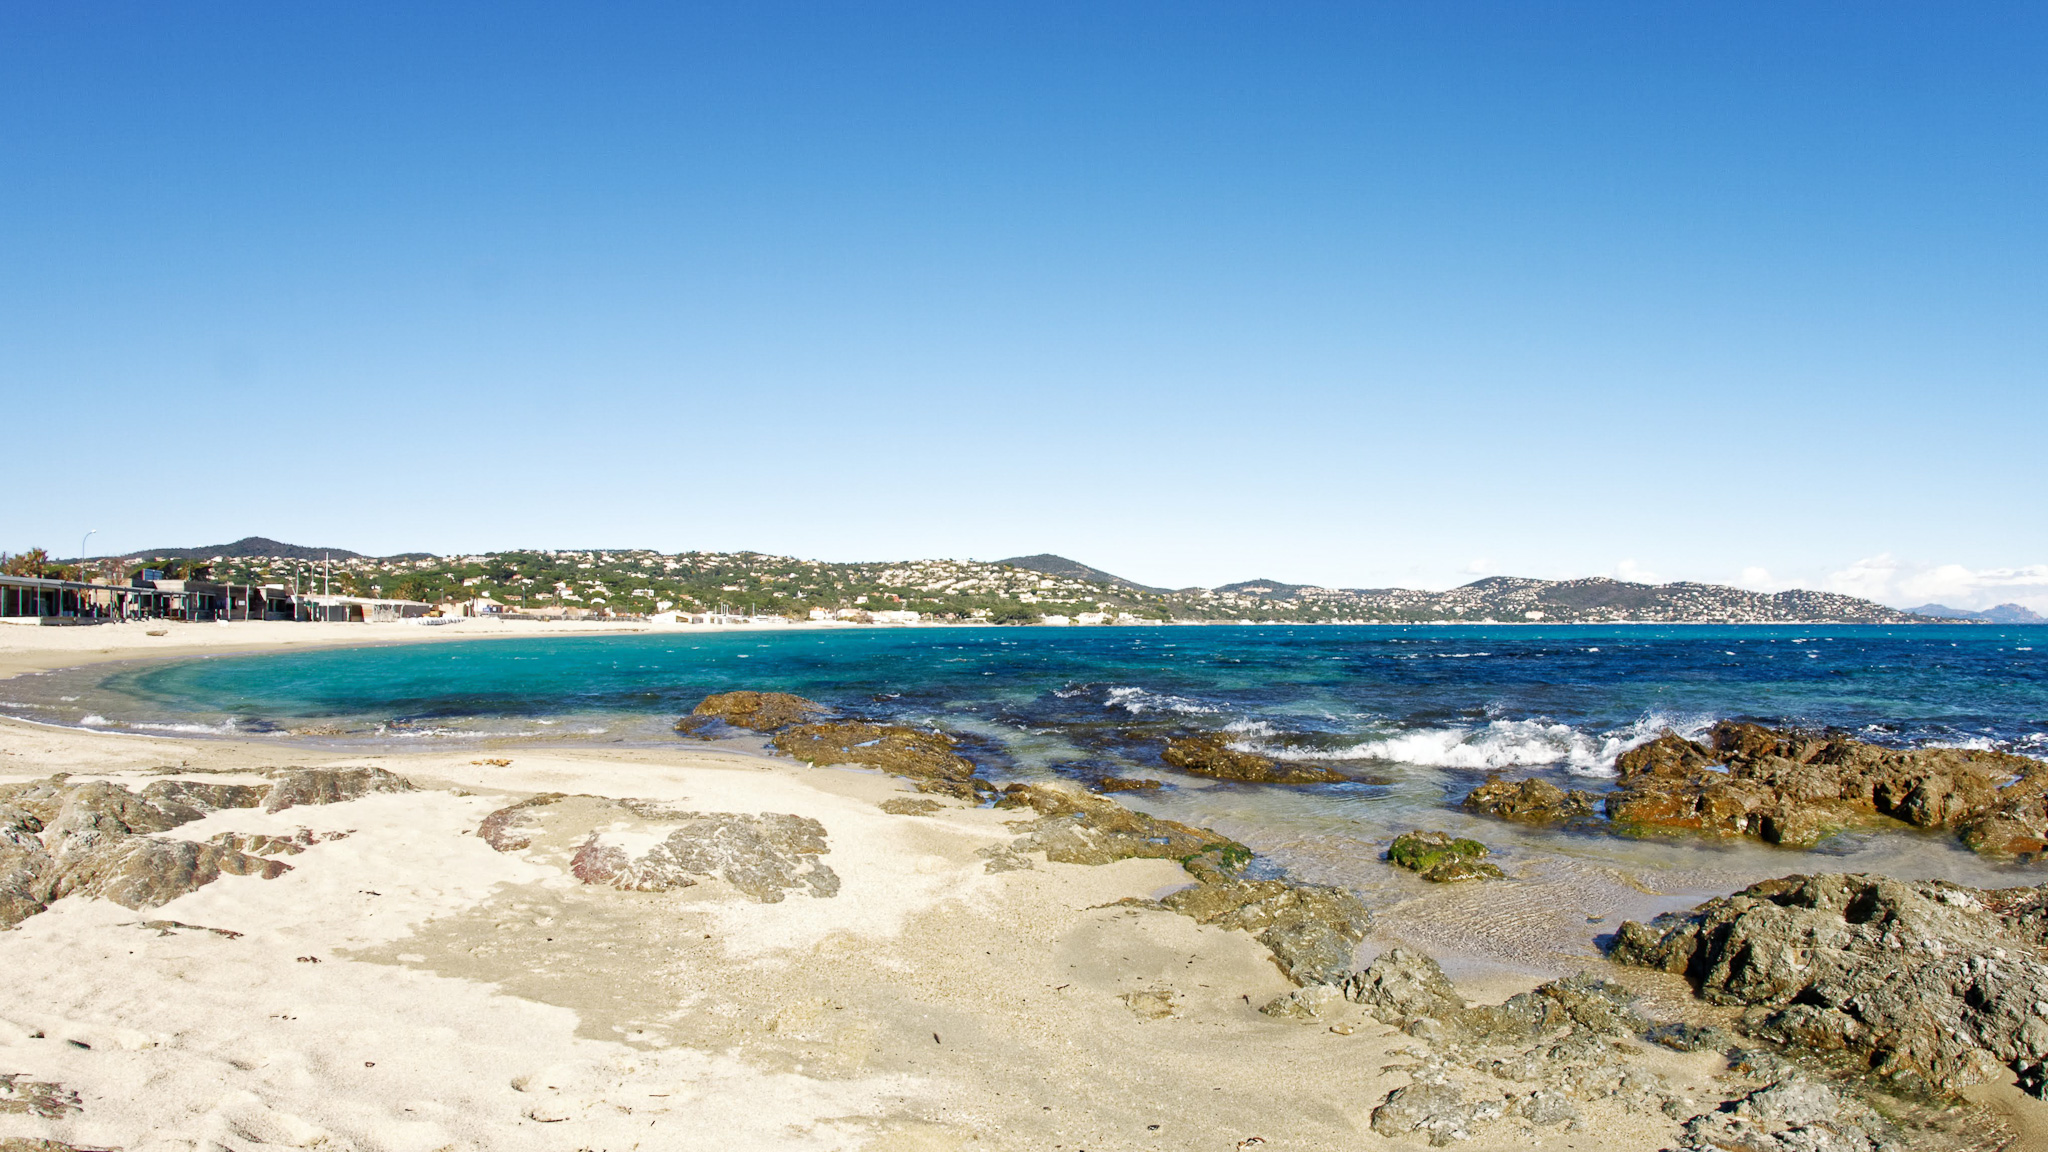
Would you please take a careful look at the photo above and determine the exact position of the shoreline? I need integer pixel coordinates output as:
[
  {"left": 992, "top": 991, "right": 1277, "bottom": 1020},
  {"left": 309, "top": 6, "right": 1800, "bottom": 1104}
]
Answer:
[
  {"left": 5, "top": 613, "right": 2014, "bottom": 684},
  {"left": 5, "top": 712, "right": 2048, "bottom": 1147}
]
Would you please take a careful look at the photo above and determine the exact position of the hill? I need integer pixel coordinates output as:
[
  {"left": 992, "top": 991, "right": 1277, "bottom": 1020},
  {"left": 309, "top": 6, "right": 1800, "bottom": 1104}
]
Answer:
[
  {"left": 1909, "top": 603, "right": 2046, "bottom": 624},
  {"left": 107, "top": 537, "right": 366, "bottom": 562},
  {"left": 52, "top": 535, "right": 1945, "bottom": 624},
  {"left": 995, "top": 554, "right": 1162, "bottom": 592}
]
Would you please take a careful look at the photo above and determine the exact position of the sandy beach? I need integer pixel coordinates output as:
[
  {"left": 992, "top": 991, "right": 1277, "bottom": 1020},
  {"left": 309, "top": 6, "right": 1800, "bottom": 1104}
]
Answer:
[{"left": 3, "top": 627, "right": 2044, "bottom": 1152}]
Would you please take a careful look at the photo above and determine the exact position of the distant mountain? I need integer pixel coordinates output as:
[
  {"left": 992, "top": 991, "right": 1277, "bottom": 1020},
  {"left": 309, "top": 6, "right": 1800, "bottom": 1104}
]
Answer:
[
  {"left": 1215, "top": 578, "right": 1315, "bottom": 598},
  {"left": 1909, "top": 603, "right": 2046, "bottom": 624},
  {"left": 1184, "top": 574, "right": 1930, "bottom": 624},
  {"left": 109, "top": 537, "right": 365, "bottom": 562},
  {"left": 997, "top": 554, "right": 1163, "bottom": 592}
]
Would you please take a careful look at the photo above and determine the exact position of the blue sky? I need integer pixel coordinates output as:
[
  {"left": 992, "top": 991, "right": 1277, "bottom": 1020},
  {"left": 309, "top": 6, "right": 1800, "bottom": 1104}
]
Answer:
[{"left": 3, "top": 3, "right": 2044, "bottom": 607}]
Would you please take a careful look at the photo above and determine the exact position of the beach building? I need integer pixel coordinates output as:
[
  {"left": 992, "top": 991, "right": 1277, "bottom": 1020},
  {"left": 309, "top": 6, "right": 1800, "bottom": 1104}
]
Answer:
[{"left": 0, "top": 573, "right": 429, "bottom": 624}]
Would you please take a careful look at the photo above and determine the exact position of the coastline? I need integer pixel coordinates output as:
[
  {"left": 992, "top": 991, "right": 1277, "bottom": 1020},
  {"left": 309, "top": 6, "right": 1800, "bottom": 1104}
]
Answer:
[
  {"left": 0, "top": 715, "right": 1694, "bottom": 1151},
  {"left": 6, "top": 707, "right": 2048, "bottom": 1147}
]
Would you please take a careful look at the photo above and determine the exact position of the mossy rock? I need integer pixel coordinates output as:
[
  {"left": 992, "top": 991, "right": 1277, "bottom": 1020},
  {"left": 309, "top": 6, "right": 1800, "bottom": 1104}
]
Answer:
[
  {"left": 1387, "top": 830, "right": 1504, "bottom": 883},
  {"left": 675, "top": 691, "right": 828, "bottom": 735}
]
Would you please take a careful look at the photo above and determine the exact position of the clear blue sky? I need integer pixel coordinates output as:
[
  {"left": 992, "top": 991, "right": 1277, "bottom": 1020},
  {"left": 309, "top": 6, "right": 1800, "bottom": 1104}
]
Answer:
[{"left": 4, "top": 3, "right": 2043, "bottom": 607}]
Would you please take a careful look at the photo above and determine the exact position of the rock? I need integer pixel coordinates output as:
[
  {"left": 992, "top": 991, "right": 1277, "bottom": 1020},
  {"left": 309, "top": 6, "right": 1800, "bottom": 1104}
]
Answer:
[
  {"left": 1369, "top": 1075, "right": 1508, "bottom": 1147},
  {"left": 1161, "top": 871, "right": 1370, "bottom": 986},
  {"left": 1386, "top": 830, "right": 1505, "bottom": 882},
  {"left": 0, "top": 1072, "right": 82, "bottom": 1120},
  {"left": 207, "top": 828, "right": 344, "bottom": 856},
  {"left": 476, "top": 795, "right": 839, "bottom": 903},
  {"left": 1091, "top": 776, "right": 1162, "bottom": 793},
  {"left": 263, "top": 767, "right": 415, "bottom": 813},
  {"left": 1609, "top": 872, "right": 2048, "bottom": 1094},
  {"left": 674, "top": 690, "right": 828, "bottom": 734},
  {"left": 1119, "top": 987, "right": 1180, "bottom": 1020},
  {"left": 1463, "top": 776, "right": 1600, "bottom": 825},
  {"left": 1260, "top": 983, "right": 1346, "bottom": 1021},
  {"left": 475, "top": 792, "right": 569, "bottom": 850},
  {"left": 1604, "top": 722, "right": 2048, "bottom": 855},
  {"left": 1676, "top": 1077, "right": 1883, "bottom": 1152},
  {"left": 992, "top": 782, "right": 1365, "bottom": 985},
  {"left": 0, "top": 776, "right": 298, "bottom": 927},
  {"left": 573, "top": 812, "right": 839, "bottom": 902},
  {"left": 773, "top": 721, "right": 984, "bottom": 799},
  {"left": 877, "top": 797, "right": 945, "bottom": 816},
  {"left": 1345, "top": 948, "right": 1466, "bottom": 1023},
  {"left": 1159, "top": 734, "right": 1346, "bottom": 784},
  {"left": 138, "top": 779, "right": 270, "bottom": 820},
  {"left": 995, "top": 781, "right": 1243, "bottom": 865}
]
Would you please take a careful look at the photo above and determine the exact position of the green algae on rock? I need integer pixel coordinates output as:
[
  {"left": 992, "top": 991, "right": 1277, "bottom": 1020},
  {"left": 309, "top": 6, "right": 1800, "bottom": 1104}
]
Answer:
[
  {"left": 772, "top": 720, "right": 985, "bottom": 799},
  {"left": 673, "top": 690, "right": 829, "bottom": 735},
  {"left": 1387, "top": 830, "right": 1504, "bottom": 882},
  {"left": 1462, "top": 776, "right": 1601, "bottom": 825}
]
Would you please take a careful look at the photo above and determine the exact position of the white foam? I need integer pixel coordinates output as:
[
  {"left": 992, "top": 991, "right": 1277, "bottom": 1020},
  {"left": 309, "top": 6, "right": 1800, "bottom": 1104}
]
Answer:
[
  {"left": 1285, "top": 712, "right": 1715, "bottom": 777},
  {"left": 1102, "top": 686, "right": 1219, "bottom": 716},
  {"left": 130, "top": 719, "right": 240, "bottom": 735}
]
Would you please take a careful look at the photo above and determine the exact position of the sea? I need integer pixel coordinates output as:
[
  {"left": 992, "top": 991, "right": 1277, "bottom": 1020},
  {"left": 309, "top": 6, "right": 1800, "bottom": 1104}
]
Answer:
[{"left": 7, "top": 623, "right": 2046, "bottom": 976}]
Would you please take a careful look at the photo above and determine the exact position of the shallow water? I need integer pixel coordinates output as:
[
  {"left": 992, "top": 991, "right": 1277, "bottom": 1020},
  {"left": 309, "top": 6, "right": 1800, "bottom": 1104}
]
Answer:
[{"left": 8, "top": 623, "right": 2046, "bottom": 975}]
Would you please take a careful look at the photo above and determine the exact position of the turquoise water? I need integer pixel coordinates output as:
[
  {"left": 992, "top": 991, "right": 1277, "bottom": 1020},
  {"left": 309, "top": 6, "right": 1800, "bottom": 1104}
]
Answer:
[{"left": 8, "top": 623, "right": 2047, "bottom": 973}]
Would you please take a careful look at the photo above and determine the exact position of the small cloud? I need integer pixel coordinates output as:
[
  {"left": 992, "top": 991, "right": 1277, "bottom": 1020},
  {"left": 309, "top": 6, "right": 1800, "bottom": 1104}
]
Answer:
[
  {"left": 1611, "top": 559, "right": 1659, "bottom": 584},
  {"left": 1464, "top": 558, "right": 1495, "bottom": 575},
  {"left": 1824, "top": 555, "right": 2048, "bottom": 612},
  {"left": 1824, "top": 554, "right": 1900, "bottom": 602},
  {"left": 1738, "top": 566, "right": 1778, "bottom": 591}
]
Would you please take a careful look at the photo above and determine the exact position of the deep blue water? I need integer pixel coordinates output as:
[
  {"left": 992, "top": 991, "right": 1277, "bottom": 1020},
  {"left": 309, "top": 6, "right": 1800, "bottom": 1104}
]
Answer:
[{"left": 10, "top": 623, "right": 2044, "bottom": 769}]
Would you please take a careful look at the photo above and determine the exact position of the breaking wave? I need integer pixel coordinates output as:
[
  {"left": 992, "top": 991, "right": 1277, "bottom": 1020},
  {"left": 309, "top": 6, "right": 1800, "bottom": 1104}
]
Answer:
[
  {"left": 1098, "top": 685, "right": 1221, "bottom": 716},
  {"left": 1253, "top": 712, "right": 1716, "bottom": 777}
]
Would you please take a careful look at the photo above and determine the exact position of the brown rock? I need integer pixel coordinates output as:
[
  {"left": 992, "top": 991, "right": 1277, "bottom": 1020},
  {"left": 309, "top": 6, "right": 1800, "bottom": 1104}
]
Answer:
[
  {"left": 1162, "top": 871, "right": 1370, "bottom": 985},
  {"left": 264, "top": 766, "right": 415, "bottom": 813},
  {"left": 45, "top": 835, "right": 289, "bottom": 910},
  {"left": 994, "top": 781, "right": 1240, "bottom": 865},
  {"left": 1609, "top": 872, "right": 2048, "bottom": 1095},
  {"left": 1160, "top": 734, "right": 1345, "bottom": 784},
  {"left": 475, "top": 792, "right": 569, "bottom": 851},
  {"left": 772, "top": 721, "right": 983, "bottom": 798},
  {"left": 1601, "top": 723, "right": 2048, "bottom": 855},
  {"left": 1462, "top": 777, "right": 1599, "bottom": 825},
  {"left": 1091, "top": 776, "right": 1162, "bottom": 793},
  {"left": 674, "top": 690, "right": 827, "bottom": 734}
]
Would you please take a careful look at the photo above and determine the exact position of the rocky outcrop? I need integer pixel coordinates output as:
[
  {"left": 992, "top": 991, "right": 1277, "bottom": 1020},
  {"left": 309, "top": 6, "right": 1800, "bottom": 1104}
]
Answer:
[
  {"left": 772, "top": 721, "right": 986, "bottom": 799},
  {"left": 0, "top": 770, "right": 404, "bottom": 926},
  {"left": 993, "top": 781, "right": 1241, "bottom": 865},
  {"left": 673, "top": 691, "right": 828, "bottom": 734},
  {"left": 574, "top": 813, "right": 839, "bottom": 902},
  {"left": 1609, "top": 871, "right": 2048, "bottom": 1096},
  {"left": 1386, "top": 830, "right": 1504, "bottom": 882},
  {"left": 1161, "top": 856, "right": 1370, "bottom": 985},
  {"left": 263, "top": 766, "right": 414, "bottom": 813},
  {"left": 0, "top": 1072, "right": 82, "bottom": 1120},
  {"left": 477, "top": 794, "right": 840, "bottom": 903},
  {"left": 1603, "top": 723, "right": 2048, "bottom": 854},
  {"left": 993, "top": 780, "right": 1367, "bottom": 984},
  {"left": 1344, "top": 949, "right": 1942, "bottom": 1150},
  {"left": 1463, "top": 776, "right": 1600, "bottom": 825},
  {"left": 1159, "top": 734, "right": 1345, "bottom": 784}
]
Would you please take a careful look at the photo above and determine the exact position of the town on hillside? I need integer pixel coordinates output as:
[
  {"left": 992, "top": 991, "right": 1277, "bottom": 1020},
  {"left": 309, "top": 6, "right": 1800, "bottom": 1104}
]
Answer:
[{"left": 0, "top": 538, "right": 2010, "bottom": 626}]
